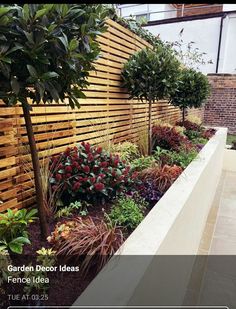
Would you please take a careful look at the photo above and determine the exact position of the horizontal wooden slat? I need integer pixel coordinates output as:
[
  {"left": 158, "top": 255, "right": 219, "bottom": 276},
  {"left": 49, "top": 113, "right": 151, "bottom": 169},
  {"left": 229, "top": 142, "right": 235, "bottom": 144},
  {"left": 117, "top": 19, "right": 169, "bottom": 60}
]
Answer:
[{"left": 0, "top": 18, "right": 201, "bottom": 212}]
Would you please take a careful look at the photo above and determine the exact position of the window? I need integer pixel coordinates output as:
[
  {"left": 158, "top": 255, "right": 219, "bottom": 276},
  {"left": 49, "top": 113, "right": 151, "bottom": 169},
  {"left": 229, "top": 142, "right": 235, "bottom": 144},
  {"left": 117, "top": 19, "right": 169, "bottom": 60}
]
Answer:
[{"left": 135, "top": 13, "right": 150, "bottom": 23}]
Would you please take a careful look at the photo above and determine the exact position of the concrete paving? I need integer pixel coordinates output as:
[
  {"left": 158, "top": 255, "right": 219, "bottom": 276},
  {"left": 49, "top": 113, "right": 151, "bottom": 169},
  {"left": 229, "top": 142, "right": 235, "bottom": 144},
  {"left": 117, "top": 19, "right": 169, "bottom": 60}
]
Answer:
[
  {"left": 201, "top": 170, "right": 236, "bottom": 255},
  {"left": 183, "top": 170, "right": 236, "bottom": 306}
]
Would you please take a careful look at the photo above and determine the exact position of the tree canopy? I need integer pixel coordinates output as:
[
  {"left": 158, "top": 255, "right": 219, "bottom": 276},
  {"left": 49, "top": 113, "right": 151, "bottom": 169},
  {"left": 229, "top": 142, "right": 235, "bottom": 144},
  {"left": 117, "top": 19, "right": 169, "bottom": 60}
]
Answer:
[{"left": 0, "top": 4, "right": 108, "bottom": 109}]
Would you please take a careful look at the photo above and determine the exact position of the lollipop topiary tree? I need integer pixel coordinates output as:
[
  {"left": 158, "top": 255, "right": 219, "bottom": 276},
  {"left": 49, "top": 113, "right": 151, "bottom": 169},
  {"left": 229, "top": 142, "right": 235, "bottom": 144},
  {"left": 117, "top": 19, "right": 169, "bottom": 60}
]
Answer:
[
  {"left": 0, "top": 4, "right": 108, "bottom": 238},
  {"left": 122, "top": 44, "right": 181, "bottom": 155},
  {"left": 169, "top": 68, "right": 211, "bottom": 122}
]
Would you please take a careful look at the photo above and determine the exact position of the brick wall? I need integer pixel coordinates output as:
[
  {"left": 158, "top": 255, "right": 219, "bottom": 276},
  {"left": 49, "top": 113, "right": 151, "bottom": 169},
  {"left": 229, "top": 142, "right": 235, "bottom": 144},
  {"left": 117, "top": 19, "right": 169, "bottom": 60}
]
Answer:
[
  {"left": 204, "top": 74, "right": 236, "bottom": 134},
  {"left": 176, "top": 4, "right": 223, "bottom": 17}
]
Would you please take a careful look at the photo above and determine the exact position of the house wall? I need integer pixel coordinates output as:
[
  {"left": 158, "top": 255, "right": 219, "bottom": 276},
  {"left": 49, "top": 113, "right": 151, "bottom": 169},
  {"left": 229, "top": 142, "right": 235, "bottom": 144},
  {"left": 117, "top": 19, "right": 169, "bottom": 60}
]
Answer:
[
  {"left": 144, "top": 13, "right": 236, "bottom": 74},
  {"left": 145, "top": 17, "right": 221, "bottom": 74},
  {"left": 204, "top": 74, "right": 236, "bottom": 134},
  {"left": 176, "top": 4, "right": 223, "bottom": 17}
]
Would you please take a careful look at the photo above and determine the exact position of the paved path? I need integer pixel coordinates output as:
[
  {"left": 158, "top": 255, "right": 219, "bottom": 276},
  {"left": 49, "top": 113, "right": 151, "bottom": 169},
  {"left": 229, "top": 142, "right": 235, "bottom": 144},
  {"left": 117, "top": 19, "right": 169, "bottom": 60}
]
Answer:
[
  {"left": 184, "top": 170, "right": 236, "bottom": 306},
  {"left": 197, "top": 170, "right": 236, "bottom": 254}
]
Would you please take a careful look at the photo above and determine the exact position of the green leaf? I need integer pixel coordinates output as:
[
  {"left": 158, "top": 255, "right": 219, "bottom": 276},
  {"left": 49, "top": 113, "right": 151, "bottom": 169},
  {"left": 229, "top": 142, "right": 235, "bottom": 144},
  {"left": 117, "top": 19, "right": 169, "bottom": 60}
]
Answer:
[
  {"left": 25, "top": 208, "right": 38, "bottom": 220},
  {"left": 69, "top": 39, "right": 78, "bottom": 51},
  {"left": 43, "top": 4, "right": 54, "bottom": 11},
  {"left": 13, "top": 236, "right": 31, "bottom": 245},
  {"left": 0, "top": 7, "right": 12, "bottom": 17},
  {"left": 48, "top": 24, "right": 56, "bottom": 33},
  {"left": 58, "top": 33, "right": 68, "bottom": 50},
  {"left": 22, "top": 4, "right": 30, "bottom": 21},
  {"left": 9, "top": 242, "right": 23, "bottom": 254},
  {"left": 42, "top": 71, "right": 59, "bottom": 80},
  {"left": 35, "top": 8, "right": 47, "bottom": 19},
  {"left": 27, "top": 65, "right": 38, "bottom": 78},
  {"left": 61, "top": 4, "right": 68, "bottom": 17}
]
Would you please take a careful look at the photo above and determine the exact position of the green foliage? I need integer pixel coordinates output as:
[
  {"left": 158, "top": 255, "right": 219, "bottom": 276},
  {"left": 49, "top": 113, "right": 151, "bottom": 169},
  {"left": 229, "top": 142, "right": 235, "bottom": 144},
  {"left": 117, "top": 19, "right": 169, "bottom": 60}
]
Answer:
[
  {"left": 122, "top": 45, "right": 181, "bottom": 102},
  {"left": 154, "top": 146, "right": 198, "bottom": 169},
  {"left": 0, "top": 208, "right": 37, "bottom": 254},
  {"left": 107, "top": 196, "right": 144, "bottom": 230},
  {"left": 191, "top": 137, "right": 208, "bottom": 145},
  {"left": 111, "top": 141, "right": 140, "bottom": 162},
  {"left": 24, "top": 247, "right": 56, "bottom": 294},
  {"left": 0, "top": 237, "right": 30, "bottom": 254},
  {"left": 170, "top": 68, "right": 211, "bottom": 112},
  {"left": 55, "top": 200, "right": 88, "bottom": 218},
  {"left": 184, "top": 129, "right": 201, "bottom": 141},
  {"left": 0, "top": 4, "right": 109, "bottom": 108},
  {"left": 114, "top": 15, "right": 163, "bottom": 47},
  {"left": 131, "top": 155, "right": 156, "bottom": 172}
]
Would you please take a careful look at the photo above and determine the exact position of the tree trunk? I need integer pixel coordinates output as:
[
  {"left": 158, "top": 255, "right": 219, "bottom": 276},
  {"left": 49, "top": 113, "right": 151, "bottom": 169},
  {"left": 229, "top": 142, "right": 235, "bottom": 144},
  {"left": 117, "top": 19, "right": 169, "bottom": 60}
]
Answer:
[
  {"left": 148, "top": 100, "right": 152, "bottom": 155},
  {"left": 182, "top": 107, "right": 185, "bottom": 122},
  {"left": 22, "top": 103, "right": 49, "bottom": 239}
]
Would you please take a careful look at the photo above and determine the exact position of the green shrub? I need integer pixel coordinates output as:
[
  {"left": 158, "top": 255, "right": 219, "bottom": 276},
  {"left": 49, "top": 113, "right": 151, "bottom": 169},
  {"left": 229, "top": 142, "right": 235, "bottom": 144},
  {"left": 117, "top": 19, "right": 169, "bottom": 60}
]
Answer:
[
  {"left": 111, "top": 142, "right": 140, "bottom": 162},
  {"left": 107, "top": 196, "right": 144, "bottom": 230},
  {"left": 184, "top": 129, "right": 201, "bottom": 141},
  {"left": 191, "top": 137, "right": 208, "bottom": 145},
  {"left": 154, "top": 146, "right": 198, "bottom": 169},
  {"left": 0, "top": 208, "right": 38, "bottom": 254},
  {"left": 131, "top": 156, "right": 156, "bottom": 172}
]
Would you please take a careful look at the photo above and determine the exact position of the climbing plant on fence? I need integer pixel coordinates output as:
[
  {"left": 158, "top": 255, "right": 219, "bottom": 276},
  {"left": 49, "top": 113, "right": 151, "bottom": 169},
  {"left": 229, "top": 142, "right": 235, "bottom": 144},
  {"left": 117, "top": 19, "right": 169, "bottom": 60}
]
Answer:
[{"left": 0, "top": 3, "right": 109, "bottom": 238}]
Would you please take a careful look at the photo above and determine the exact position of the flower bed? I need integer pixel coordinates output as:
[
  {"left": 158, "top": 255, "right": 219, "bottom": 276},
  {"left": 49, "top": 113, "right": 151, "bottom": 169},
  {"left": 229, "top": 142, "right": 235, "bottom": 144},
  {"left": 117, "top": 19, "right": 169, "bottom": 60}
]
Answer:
[{"left": 0, "top": 119, "right": 220, "bottom": 307}]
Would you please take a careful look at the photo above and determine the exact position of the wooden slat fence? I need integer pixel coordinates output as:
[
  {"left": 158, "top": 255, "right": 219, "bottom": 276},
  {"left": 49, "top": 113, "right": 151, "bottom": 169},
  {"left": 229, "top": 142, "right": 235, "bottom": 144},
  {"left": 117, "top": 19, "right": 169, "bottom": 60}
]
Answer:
[{"left": 0, "top": 18, "right": 201, "bottom": 211}]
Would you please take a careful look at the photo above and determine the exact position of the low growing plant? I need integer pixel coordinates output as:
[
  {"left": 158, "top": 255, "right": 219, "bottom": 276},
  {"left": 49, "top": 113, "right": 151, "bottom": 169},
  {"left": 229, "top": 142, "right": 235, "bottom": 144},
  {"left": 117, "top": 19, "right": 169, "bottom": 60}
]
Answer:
[
  {"left": 184, "top": 129, "right": 202, "bottom": 141},
  {"left": 49, "top": 142, "right": 137, "bottom": 204},
  {"left": 154, "top": 146, "right": 198, "bottom": 169},
  {"left": 130, "top": 156, "right": 156, "bottom": 172},
  {"left": 191, "top": 137, "right": 208, "bottom": 145},
  {"left": 23, "top": 247, "right": 56, "bottom": 294},
  {"left": 110, "top": 141, "right": 140, "bottom": 162},
  {"left": 187, "top": 115, "right": 202, "bottom": 125},
  {"left": 0, "top": 208, "right": 38, "bottom": 254},
  {"left": 139, "top": 164, "right": 183, "bottom": 195},
  {"left": 137, "top": 164, "right": 182, "bottom": 206},
  {"left": 176, "top": 120, "right": 201, "bottom": 132},
  {"left": 48, "top": 217, "right": 124, "bottom": 275},
  {"left": 55, "top": 201, "right": 88, "bottom": 218},
  {"left": 107, "top": 196, "right": 144, "bottom": 231},
  {"left": 152, "top": 125, "right": 191, "bottom": 152},
  {"left": 201, "top": 128, "right": 216, "bottom": 140}
]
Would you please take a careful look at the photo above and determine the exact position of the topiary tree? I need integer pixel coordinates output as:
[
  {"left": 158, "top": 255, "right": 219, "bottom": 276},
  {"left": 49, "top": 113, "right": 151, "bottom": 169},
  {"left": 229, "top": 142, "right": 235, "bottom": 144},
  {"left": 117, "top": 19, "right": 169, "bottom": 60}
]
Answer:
[
  {"left": 0, "top": 4, "right": 108, "bottom": 238},
  {"left": 122, "top": 44, "right": 181, "bottom": 155},
  {"left": 169, "top": 68, "right": 211, "bottom": 122}
]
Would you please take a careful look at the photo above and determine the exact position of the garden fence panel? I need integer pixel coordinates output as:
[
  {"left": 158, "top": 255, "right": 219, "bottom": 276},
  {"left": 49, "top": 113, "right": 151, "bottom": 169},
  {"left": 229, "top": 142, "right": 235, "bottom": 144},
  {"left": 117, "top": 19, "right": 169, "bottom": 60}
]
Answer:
[{"left": 0, "top": 18, "right": 200, "bottom": 211}]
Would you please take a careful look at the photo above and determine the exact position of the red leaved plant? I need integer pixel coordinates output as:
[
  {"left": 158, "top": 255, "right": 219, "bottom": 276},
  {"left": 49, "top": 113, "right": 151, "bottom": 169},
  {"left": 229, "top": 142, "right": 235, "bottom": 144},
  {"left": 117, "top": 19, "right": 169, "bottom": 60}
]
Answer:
[
  {"left": 48, "top": 216, "right": 124, "bottom": 276},
  {"left": 176, "top": 120, "right": 201, "bottom": 132},
  {"left": 201, "top": 128, "right": 216, "bottom": 139},
  {"left": 49, "top": 142, "right": 137, "bottom": 204},
  {"left": 152, "top": 125, "right": 191, "bottom": 152},
  {"left": 139, "top": 164, "right": 183, "bottom": 195}
]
